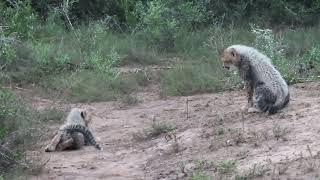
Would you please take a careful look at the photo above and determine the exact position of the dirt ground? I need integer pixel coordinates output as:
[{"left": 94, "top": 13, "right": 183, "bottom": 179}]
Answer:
[{"left": 25, "top": 81, "right": 320, "bottom": 180}]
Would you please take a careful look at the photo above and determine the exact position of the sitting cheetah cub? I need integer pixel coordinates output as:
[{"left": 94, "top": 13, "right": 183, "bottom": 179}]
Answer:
[{"left": 219, "top": 45, "right": 290, "bottom": 114}]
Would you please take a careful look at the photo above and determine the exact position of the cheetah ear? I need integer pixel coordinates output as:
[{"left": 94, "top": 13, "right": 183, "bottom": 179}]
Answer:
[
  {"left": 230, "top": 48, "right": 237, "bottom": 57},
  {"left": 80, "top": 110, "right": 86, "bottom": 119}
]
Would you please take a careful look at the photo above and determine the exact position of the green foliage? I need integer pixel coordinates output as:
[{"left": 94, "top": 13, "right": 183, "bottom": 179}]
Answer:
[
  {"left": 196, "top": 0, "right": 320, "bottom": 26},
  {"left": 135, "top": 0, "right": 207, "bottom": 51},
  {"left": 160, "top": 62, "right": 242, "bottom": 97},
  {"left": 0, "top": 81, "right": 64, "bottom": 174},
  {"left": 134, "top": 0, "right": 177, "bottom": 51},
  {"left": 134, "top": 69, "right": 152, "bottom": 86},
  {"left": 303, "top": 47, "right": 320, "bottom": 70},
  {"left": 217, "top": 160, "right": 236, "bottom": 174},
  {"left": 281, "top": 26, "right": 320, "bottom": 56},
  {"left": 191, "top": 171, "right": 211, "bottom": 180},
  {"left": 36, "top": 70, "right": 139, "bottom": 103},
  {"left": 2, "top": 0, "right": 320, "bottom": 30},
  {"left": 0, "top": 87, "right": 19, "bottom": 139},
  {"left": 144, "top": 120, "right": 176, "bottom": 138},
  {"left": 120, "top": 94, "right": 139, "bottom": 105},
  {"left": 0, "top": 85, "right": 64, "bottom": 140},
  {"left": 1, "top": 0, "right": 38, "bottom": 39},
  {"left": 30, "top": 41, "right": 71, "bottom": 73},
  {"left": 122, "top": 48, "right": 160, "bottom": 65},
  {"left": 0, "top": 29, "right": 17, "bottom": 68},
  {"left": 36, "top": 108, "right": 64, "bottom": 122},
  {"left": 86, "top": 47, "right": 120, "bottom": 80}
]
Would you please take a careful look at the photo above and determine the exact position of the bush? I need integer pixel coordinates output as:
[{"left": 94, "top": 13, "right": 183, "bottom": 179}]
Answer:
[
  {"left": 0, "top": 28, "right": 17, "bottom": 70},
  {"left": 134, "top": 0, "right": 208, "bottom": 51},
  {"left": 0, "top": 83, "right": 64, "bottom": 175},
  {"left": 1, "top": 0, "right": 38, "bottom": 39},
  {"left": 144, "top": 120, "right": 176, "bottom": 138}
]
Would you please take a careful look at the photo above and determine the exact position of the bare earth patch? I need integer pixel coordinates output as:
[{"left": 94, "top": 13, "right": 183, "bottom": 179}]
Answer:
[{"left": 27, "top": 82, "right": 320, "bottom": 179}]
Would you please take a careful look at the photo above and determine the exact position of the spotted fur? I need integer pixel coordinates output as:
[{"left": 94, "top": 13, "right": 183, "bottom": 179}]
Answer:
[
  {"left": 61, "top": 124, "right": 102, "bottom": 150},
  {"left": 220, "top": 45, "right": 290, "bottom": 114},
  {"left": 45, "top": 108, "right": 102, "bottom": 152}
]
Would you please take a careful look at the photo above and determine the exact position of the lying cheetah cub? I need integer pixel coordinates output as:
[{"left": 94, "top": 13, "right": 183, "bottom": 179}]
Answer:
[{"left": 45, "top": 108, "right": 102, "bottom": 152}]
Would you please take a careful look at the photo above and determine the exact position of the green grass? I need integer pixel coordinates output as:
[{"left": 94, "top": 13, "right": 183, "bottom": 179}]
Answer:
[
  {"left": 160, "top": 62, "right": 242, "bottom": 97},
  {"left": 120, "top": 94, "right": 140, "bottom": 105},
  {"left": 191, "top": 171, "right": 211, "bottom": 180},
  {"left": 144, "top": 121, "right": 176, "bottom": 138},
  {"left": 160, "top": 25, "right": 320, "bottom": 97},
  {"left": 4, "top": 19, "right": 320, "bottom": 101},
  {"left": 0, "top": 86, "right": 64, "bottom": 175},
  {"left": 280, "top": 25, "right": 320, "bottom": 57},
  {"left": 35, "top": 70, "right": 139, "bottom": 103},
  {"left": 217, "top": 160, "right": 236, "bottom": 174}
]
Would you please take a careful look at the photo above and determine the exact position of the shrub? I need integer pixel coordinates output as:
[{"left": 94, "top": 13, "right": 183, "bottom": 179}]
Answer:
[
  {"left": 217, "top": 160, "right": 236, "bottom": 174},
  {"left": 0, "top": 29, "right": 17, "bottom": 70},
  {"left": 0, "top": 83, "right": 64, "bottom": 175},
  {"left": 86, "top": 47, "right": 120, "bottom": 80},
  {"left": 144, "top": 121, "right": 176, "bottom": 138},
  {"left": 135, "top": 0, "right": 208, "bottom": 51},
  {"left": 1, "top": 0, "right": 38, "bottom": 39},
  {"left": 303, "top": 47, "right": 320, "bottom": 71}
]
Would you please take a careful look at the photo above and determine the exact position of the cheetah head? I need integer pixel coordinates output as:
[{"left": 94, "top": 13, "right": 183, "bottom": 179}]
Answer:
[
  {"left": 77, "top": 108, "right": 92, "bottom": 126},
  {"left": 219, "top": 47, "right": 241, "bottom": 70}
]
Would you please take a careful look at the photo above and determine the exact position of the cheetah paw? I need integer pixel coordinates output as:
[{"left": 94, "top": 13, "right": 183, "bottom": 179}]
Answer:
[{"left": 247, "top": 107, "right": 261, "bottom": 113}]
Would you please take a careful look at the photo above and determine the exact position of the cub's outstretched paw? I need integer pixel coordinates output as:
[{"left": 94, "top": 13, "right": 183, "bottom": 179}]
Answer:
[
  {"left": 241, "top": 104, "right": 253, "bottom": 111},
  {"left": 44, "top": 145, "right": 55, "bottom": 152},
  {"left": 95, "top": 144, "right": 103, "bottom": 151},
  {"left": 247, "top": 107, "right": 261, "bottom": 113}
]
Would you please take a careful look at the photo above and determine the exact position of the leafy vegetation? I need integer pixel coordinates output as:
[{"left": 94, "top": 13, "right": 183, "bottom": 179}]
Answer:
[
  {"left": 0, "top": 84, "right": 64, "bottom": 177},
  {"left": 144, "top": 120, "right": 176, "bottom": 138},
  {"left": 217, "top": 160, "right": 237, "bottom": 174}
]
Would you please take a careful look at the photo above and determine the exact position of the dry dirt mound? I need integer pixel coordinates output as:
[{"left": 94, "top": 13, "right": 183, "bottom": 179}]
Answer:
[{"left": 28, "top": 82, "right": 320, "bottom": 179}]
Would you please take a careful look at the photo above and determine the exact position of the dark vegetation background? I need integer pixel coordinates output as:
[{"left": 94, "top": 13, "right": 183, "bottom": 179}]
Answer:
[{"left": 1, "top": 0, "right": 320, "bottom": 178}]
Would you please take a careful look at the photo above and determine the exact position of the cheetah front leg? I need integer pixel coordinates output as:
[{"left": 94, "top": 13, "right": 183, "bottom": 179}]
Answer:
[
  {"left": 56, "top": 138, "right": 74, "bottom": 151},
  {"left": 246, "top": 81, "right": 254, "bottom": 108},
  {"left": 45, "top": 131, "right": 63, "bottom": 152},
  {"left": 245, "top": 81, "right": 262, "bottom": 113},
  {"left": 242, "top": 81, "right": 254, "bottom": 111}
]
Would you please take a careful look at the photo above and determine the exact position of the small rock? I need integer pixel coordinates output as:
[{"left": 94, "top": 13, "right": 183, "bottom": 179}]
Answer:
[
  {"left": 81, "top": 164, "right": 87, "bottom": 168},
  {"left": 226, "top": 139, "right": 233, "bottom": 146},
  {"left": 177, "top": 173, "right": 186, "bottom": 178},
  {"left": 168, "top": 174, "right": 178, "bottom": 180},
  {"left": 183, "top": 163, "right": 196, "bottom": 175}
]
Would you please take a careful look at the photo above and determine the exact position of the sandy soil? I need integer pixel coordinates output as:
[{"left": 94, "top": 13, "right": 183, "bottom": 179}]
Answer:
[{"left": 26, "top": 82, "right": 320, "bottom": 180}]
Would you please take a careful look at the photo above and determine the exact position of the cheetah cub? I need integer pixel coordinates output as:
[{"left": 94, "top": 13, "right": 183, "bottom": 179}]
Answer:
[
  {"left": 219, "top": 45, "right": 290, "bottom": 114},
  {"left": 45, "top": 108, "right": 102, "bottom": 152}
]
